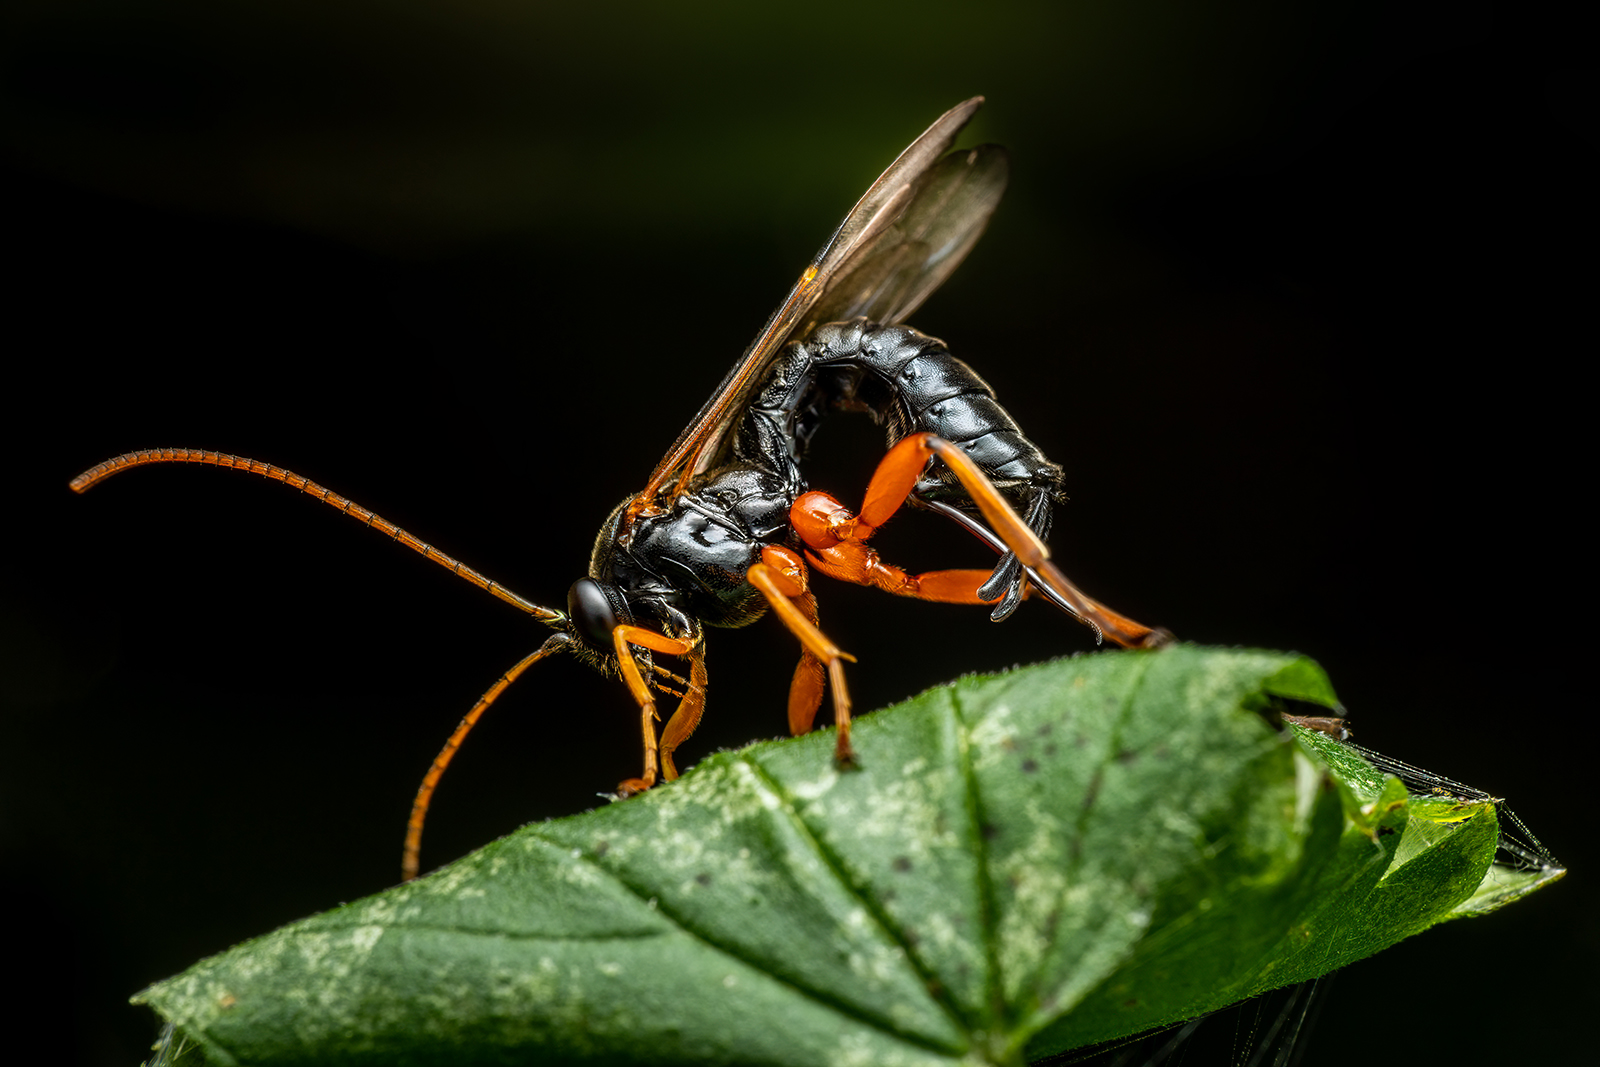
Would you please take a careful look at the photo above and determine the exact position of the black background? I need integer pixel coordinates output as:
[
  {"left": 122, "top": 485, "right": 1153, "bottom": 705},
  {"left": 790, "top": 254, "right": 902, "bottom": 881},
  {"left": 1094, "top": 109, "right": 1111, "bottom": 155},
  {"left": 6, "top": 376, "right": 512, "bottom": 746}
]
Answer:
[{"left": 2, "top": 3, "right": 1589, "bottom": 1063}]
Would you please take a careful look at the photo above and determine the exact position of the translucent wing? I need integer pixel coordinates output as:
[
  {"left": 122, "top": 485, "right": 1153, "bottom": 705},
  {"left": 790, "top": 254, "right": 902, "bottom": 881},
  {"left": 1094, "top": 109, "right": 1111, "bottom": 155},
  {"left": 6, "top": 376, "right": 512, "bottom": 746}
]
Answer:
[
  {"left": 629, "top": 97, "right": 1008, "bottom": 518},
  {"left": 801, "top": 142, "right": 1008, "bottom": 334}
]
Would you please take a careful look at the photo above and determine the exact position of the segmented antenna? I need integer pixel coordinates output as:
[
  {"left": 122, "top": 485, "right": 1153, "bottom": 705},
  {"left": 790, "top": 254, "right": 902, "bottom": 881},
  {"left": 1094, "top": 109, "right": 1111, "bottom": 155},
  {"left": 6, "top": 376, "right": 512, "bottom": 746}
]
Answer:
[
  {"left": 71, "top": 449, "right": 562, "bottom": 623},
  {"left": 403, "top": 632, "right": 574, "bottom": 881}
]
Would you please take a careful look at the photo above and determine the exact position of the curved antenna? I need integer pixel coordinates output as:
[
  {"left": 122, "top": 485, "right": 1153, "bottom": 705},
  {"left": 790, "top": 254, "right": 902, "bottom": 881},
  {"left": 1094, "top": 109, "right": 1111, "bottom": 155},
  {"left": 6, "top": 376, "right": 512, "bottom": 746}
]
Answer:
[
  {"left": 71, "top": 448, "right": 563, "bottom": 624},
  {"left": 403, "top": 632, "right": 574, "bottom": 881}
]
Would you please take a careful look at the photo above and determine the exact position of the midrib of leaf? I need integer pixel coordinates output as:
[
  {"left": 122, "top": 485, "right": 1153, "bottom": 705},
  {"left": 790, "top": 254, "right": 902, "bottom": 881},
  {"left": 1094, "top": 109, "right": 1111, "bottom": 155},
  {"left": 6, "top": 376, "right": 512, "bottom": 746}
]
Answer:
[
  {"left": 1005, "top": 649, "right": 1149, "bottom": 1049},
  {"left": 945, "top": 677, "right": 1009, "bottom": 1056},
  {"left": 738, "top": 753, "right": 975, "bottom": 1052},
  {"left": 532, "top": 753, "right": 973, "bottom": 1058},
  {"left": 746, "top": 682, "right": 1006, "bottom": 1054}
]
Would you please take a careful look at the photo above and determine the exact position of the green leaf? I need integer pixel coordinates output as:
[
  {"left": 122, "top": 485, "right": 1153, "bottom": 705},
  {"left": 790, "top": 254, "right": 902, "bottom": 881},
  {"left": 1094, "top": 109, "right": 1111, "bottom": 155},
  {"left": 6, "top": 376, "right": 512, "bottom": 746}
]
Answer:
[{"left": 134, "top": 646, "right": 1561, "bottom": 1066}]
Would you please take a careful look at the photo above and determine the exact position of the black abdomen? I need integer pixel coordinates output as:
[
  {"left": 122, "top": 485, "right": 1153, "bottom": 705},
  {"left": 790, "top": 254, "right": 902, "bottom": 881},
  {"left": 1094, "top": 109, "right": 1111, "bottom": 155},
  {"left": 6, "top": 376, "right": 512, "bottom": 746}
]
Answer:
[{"left": 743, "top": 318, "right": 1063, "bottom": 503}]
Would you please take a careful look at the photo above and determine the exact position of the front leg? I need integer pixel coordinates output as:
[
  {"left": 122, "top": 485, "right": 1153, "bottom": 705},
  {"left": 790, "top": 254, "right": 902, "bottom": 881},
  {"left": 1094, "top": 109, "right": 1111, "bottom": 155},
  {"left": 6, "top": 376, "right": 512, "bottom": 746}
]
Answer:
[
  {"left": 657, "top": 643, "right": 709, "bottom": 781},
  {"left": 611, "top": 624, "right": 700, "bottom": 796}
]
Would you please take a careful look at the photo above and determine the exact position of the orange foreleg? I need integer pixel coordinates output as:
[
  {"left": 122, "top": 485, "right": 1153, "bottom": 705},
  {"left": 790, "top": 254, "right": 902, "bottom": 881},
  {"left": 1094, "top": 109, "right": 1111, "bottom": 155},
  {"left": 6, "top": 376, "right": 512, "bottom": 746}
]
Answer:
[
  {"left": 612, "top": 623, "right": 698, "bottom": 797},
  {"left": 657, "top": 643, "right": 709, "bottom": 781}
]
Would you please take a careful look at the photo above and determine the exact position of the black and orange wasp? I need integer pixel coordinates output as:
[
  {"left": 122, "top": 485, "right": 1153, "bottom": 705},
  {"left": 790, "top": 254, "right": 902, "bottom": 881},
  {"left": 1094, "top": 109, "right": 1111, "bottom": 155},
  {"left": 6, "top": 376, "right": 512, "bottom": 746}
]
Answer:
[{"left": 72, "top": 98, "right": 1170, "bottom": 881}]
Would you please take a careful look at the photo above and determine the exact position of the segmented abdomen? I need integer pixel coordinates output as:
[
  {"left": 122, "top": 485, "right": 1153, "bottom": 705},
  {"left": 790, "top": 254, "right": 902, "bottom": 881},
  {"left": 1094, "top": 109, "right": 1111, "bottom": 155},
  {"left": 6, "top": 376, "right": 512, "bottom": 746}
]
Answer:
[{"left": 760, "top": 318, "right": 1063, "bottom": 500}]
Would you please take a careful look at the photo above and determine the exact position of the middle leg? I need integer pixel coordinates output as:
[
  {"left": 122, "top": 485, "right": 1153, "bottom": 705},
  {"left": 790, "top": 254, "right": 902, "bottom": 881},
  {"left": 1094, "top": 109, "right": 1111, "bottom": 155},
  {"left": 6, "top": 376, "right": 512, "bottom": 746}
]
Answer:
[{"left": 746, "top": 544, "right": 859, "bottom": 765}]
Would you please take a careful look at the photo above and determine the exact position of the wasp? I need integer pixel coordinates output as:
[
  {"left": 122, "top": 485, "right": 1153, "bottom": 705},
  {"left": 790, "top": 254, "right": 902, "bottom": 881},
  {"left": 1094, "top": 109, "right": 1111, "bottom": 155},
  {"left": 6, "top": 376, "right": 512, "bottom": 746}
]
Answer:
[{"left": 72, "top": 98, "right": 1170, "bottom": 881}]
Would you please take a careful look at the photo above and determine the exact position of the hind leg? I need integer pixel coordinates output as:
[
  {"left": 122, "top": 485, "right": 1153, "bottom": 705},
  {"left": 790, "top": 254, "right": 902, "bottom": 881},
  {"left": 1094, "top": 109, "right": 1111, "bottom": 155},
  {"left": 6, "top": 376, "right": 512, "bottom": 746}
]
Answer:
[
  {"left": 973, "top": 486, "right": 1053, "bottom": 621},
  {"left": 793, "top": 433, "right": 1171, "bottom": 649}
]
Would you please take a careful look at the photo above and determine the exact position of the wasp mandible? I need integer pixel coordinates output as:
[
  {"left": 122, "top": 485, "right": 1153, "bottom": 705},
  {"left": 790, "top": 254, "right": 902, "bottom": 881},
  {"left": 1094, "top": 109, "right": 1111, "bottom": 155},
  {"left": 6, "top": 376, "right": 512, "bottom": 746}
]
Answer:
[{"left": 71, "top": 98, "right": 1171, "bottom": 881}]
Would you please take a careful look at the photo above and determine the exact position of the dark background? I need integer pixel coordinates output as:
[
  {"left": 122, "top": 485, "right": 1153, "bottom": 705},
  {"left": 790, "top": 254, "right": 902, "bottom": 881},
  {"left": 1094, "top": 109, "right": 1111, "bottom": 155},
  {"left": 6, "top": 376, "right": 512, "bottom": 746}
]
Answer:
[{"left": 2, "top": 2, "right": 1589, "bottom": 1064}]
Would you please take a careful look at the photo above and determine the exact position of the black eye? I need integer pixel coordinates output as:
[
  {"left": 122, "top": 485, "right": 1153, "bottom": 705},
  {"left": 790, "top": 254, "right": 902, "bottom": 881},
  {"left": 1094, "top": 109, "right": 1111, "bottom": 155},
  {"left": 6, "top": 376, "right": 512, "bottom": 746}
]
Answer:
[{"left": 567, "top": 578, "right": 620, "bottom": 649}]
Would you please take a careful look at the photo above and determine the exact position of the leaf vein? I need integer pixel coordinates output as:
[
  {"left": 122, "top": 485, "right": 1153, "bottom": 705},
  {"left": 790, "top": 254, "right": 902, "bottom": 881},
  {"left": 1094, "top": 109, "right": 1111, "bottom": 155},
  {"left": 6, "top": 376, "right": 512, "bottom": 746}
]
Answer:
[
  {"left": 737, "top": 754, "right": 975, "bottom": 1050},
  {"left": 946, "top": 678, "right": 1007, "bottom": 1033},
  {"left": 526, "top": 817, "right": 966, "bottom": 1057}
]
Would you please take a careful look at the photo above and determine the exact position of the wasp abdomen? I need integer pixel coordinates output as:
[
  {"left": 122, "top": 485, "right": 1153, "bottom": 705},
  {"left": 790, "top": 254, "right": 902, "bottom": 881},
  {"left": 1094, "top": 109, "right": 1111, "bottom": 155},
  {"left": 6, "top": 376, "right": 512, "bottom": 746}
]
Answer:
[{"left": 794, "top": 318, "right": 1063, "bottom": 502}]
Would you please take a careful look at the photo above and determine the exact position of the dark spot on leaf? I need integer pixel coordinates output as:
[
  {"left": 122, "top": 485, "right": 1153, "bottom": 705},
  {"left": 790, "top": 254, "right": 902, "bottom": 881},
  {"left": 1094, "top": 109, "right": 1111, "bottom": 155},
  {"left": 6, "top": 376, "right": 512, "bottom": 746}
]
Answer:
[
  {"left": 1036, "top": 723, "right": 1053, "bottom": 737},
  {"left": 593, "top": 840, "right": 609, "bottom": 857},
  {"left": 1378, "top": 825, "right": 1397, "bottom": 837},
  {"left": 1117, "top": 748, "right": 1140, "bottom": 765},
  {"left": 1021, "top": 758, "right": 1039, "bottom": 773},
  {"left": 981, "top": 822, "right": 999, "bottom": 841},
  {"left": 695, "top": 872, "right": 711, "bottom": 886},
  {"left": 1045, "top": 743, "right": 1057, "bottom": 755},
  {"left": 1082, "top": 768, "right": 1103, "bottom": 811},
  {"left": 892, "top": 856, "right": 912, "bottom": 872}
]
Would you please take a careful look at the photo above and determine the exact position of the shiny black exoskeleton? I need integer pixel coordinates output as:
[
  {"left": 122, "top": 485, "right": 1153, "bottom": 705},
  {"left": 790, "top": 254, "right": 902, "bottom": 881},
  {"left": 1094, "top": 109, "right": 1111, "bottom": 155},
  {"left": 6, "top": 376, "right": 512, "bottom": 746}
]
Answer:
[
  {"left": 747, "top": 318, "right": 1063, "bottom": 619},
  {"left": 70, "top": 99, "right": 1166, "bottom": 879},
  {"left": 568, "top": 317, "right": 1065, "bottom": 667}
]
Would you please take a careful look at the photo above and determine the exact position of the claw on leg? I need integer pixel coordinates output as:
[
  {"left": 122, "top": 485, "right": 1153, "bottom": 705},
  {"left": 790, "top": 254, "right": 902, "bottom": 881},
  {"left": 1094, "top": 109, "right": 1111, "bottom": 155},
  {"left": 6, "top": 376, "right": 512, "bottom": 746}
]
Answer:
[{"left": 793, "top": 432, "right": 1170, "bottom": 648}]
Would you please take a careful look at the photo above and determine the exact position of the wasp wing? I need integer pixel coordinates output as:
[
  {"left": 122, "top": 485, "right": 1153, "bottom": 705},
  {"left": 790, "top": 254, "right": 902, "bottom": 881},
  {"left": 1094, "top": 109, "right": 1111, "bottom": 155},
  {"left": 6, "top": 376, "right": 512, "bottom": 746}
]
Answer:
[
  {"left": 802, "top": 142, "right": 1008, "bottom": 334},
  {"left": 632, "top": 97, "right": 1005, "bottom": 513}
]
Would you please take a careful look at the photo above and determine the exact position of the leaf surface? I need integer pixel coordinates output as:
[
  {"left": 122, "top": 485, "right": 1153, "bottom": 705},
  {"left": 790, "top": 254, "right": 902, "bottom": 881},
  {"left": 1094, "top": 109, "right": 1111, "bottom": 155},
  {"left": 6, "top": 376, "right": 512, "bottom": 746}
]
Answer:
[{"left": 136, "top": 646, "right": 1558, "bottom": 1066}]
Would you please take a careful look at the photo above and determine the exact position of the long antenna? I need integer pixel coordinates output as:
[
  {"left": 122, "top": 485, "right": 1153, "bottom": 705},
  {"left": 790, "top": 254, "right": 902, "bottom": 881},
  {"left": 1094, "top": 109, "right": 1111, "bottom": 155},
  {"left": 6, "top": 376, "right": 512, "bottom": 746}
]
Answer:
[
  {"left": 71, "top": 448, "right": 561, "bottom": 623},
  {"left": 403, "top": 633, "right": 574, "bottom": 881}
]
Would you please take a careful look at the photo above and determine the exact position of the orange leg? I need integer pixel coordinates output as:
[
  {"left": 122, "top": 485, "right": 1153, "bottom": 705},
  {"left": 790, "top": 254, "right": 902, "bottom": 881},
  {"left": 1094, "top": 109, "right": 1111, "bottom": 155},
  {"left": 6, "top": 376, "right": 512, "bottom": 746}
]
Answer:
[
  {"left": 792, "top": 432, "right": 1171, "bottom": 649},
  {"left": 783, "top": 588, "right": 828, "bottom": 737},
  {"left": 611, "top": 624, "right": 700, "bottom": 796},
  {"left": 657, "top": 643, "right": 709, "bottom": 781},
  {"left": 794, "top": 490, "right": 1001, "bottom": 603},
  {"left": 747, "top": 545, "right": 859, "bottom": 766}
]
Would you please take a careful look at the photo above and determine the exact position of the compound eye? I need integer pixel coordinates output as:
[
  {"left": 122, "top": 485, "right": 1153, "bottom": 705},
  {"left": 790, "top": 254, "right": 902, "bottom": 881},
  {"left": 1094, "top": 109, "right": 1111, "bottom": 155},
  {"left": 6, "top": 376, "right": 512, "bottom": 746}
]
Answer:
[{"left": 567, "top": 578, "right": 620, "bottom": 649}]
